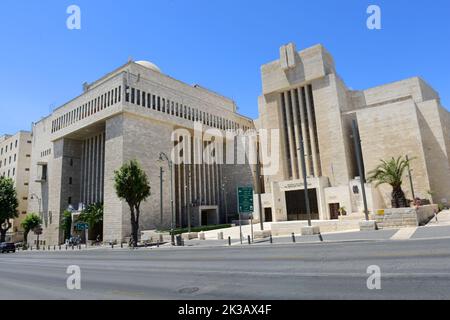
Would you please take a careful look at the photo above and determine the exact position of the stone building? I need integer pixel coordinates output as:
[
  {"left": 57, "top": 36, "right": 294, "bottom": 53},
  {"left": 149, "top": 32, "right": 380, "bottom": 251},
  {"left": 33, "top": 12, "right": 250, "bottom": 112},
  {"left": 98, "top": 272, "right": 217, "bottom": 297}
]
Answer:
[
  {"left": 255, "top": 42, "right": 450, "bottom": 222},
  {"left": 0, "top": 131, "right": 32, "bottom": 242},
  {"left": 27, "top": 60, "right": 254, "bottom": 246}
]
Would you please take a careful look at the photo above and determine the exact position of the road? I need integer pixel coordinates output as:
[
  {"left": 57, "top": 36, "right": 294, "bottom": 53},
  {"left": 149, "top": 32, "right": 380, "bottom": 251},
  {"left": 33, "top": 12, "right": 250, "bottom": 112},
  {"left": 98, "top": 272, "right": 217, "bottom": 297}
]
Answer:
[{"left": 1, "top": 236, "right": 450, "bottom": 300}]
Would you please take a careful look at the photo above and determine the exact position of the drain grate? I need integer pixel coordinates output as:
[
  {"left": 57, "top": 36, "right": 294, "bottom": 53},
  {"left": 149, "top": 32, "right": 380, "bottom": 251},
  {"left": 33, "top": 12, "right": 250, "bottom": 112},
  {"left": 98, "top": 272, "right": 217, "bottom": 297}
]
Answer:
[{"left": 178, "top": 287, "right": 200, "bottom": 294}]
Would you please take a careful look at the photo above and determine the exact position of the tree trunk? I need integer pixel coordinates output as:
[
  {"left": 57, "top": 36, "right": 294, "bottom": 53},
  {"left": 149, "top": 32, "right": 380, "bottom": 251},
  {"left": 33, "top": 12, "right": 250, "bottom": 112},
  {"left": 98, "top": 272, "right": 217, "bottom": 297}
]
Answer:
[
  {"left": 132, "top": 206, "right": 140, "bottom": 247},
  {"left": 24, "top": 230, "right": 29, "bottom": 244},
  {"left": 0, "top": 220, "right": 11, "bottom": 242},
  {"left": 129, "top": 205, "right": 138, "bottom": 247},
  {"left": 391, "top": 186, "right": 407, "bottom": 208}
]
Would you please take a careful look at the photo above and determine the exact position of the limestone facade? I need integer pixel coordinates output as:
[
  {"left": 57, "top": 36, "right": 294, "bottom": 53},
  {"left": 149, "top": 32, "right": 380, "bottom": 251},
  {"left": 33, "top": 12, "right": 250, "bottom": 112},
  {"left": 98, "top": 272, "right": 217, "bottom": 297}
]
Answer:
[
  {"left": 27, "top": 60, "right": 254, "bottom": 245},
  {"left": 0, "top": 131, "right": 32, "bottom": 242},
  {"left": 256, "top": 43, "right": 450, "bottom": 222}
]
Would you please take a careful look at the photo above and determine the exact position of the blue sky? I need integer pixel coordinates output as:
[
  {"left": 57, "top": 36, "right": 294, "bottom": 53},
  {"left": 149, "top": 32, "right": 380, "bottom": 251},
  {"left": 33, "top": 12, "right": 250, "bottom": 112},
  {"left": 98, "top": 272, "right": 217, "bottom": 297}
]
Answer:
[{"left": 0, "top": 0, "right": 449, "bottom": 134}]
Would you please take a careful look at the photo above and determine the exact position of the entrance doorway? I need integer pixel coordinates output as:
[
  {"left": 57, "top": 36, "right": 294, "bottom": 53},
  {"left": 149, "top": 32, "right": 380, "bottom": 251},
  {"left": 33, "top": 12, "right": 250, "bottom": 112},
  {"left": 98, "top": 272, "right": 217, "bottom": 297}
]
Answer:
[
  {"left": 264, "top": 208, "right": 273, "bottom": 222},
  {"left": 285, "top": 189, "right": 320, "bottom": 221},
  {"left": 329, "top": 203, "right": 340, "bottom": 220},
  {"left": 200, "top": 209, "right": 218, "bottom": 226}
]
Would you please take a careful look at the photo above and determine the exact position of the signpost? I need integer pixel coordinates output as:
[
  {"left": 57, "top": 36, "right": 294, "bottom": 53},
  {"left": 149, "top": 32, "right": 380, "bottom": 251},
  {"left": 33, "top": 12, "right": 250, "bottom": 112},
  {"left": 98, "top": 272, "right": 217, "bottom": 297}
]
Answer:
[
  {"left": 237, "top": 186, "right": 254, "bottom": 244},
  {"left": 75, "top": 223, "right": 89, "bottom": 245}
]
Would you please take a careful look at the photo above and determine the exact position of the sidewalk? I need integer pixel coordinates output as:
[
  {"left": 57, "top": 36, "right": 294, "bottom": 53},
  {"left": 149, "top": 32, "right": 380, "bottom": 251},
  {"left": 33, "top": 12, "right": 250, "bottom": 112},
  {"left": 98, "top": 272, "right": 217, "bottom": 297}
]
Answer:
[{"left": 426, "top": 209, "right": 450, "bottom": 226}]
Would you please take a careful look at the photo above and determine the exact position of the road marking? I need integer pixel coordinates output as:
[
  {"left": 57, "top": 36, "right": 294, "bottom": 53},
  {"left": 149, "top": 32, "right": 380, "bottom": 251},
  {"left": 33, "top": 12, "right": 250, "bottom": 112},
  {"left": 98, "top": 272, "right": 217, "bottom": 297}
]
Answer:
[{"left": 391, "top": 227, "right": 417, "bottom": 240}]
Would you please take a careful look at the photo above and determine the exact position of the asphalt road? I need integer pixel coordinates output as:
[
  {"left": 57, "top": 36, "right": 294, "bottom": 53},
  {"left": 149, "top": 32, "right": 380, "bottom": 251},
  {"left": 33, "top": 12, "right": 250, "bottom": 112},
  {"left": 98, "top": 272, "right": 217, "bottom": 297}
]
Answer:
[{"left": 1, "top": 237, "right": 450, "bottom": 300}]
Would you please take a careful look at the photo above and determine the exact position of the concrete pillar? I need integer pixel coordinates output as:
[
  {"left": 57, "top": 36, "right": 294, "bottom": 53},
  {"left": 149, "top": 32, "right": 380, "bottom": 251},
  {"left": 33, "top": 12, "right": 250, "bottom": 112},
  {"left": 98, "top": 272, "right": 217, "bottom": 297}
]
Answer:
[
  {"left": 283, "top": 91, "right": 298, "bottom": 179},
  {"left": 305, "top": 85, "right": 319, "bottom": 177},
  {"left": 299, "top": 87, "right": 312, "bottom": 177},
  {"left": 290, "top": 89, "right": 303, "bottom": 180}
]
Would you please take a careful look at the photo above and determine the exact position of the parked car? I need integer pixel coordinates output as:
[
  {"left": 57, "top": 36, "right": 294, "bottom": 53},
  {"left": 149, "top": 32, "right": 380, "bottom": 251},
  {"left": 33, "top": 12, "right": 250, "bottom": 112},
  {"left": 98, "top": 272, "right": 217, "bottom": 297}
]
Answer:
[{"left": 0, "top": 243, "right": 16, "bottom": 253}]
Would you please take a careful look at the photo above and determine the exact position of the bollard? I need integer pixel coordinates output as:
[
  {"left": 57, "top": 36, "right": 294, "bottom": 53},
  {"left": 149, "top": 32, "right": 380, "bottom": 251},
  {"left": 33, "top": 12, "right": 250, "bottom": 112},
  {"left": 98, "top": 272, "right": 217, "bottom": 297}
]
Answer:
[
  {"left": 31, "top": 246, "right": 33, "bottom": 251},
  {"left": 79, "top": 245, "right": 81, "bottom": 250},
  {"left": 248, "top": 235, "right": 251, "bottom": 245},
  {"left": 145, "top": 242, "right": 148, "bottom": 248},
  {"left": 65, "top": 245, "right": 68, "bottom": 250},
  {"left": 112, "top": 243, "right": 114, "bottom": 249},
  {"left": 121, "top": 242, "right": 123, "bottom": 248},
  {"left": 318, "top": 233, "right": 324, "bottom": 242},
  {"left": 59, "top": 245, "right": 61, "bottom": 250},
  {"left": 48, "top": 245, "right": 50, "bottom": 251},
  {"left": 156, "top": 241, "right": 160, "bottom": 248},
  {"left": 292, "top": 233, "right": 296, "bottom": 243},
  {"left": 270, "top": 235, "right": 273, "bottom": 244},
  {"left": 228, "top": 236, "right": 232, "bottom": 246},
  {"left": 72, "top": 245, "right": 74, "bottom": 250},
  {"left": 53, "top": 245, "right": 56, "bottom": 251}
]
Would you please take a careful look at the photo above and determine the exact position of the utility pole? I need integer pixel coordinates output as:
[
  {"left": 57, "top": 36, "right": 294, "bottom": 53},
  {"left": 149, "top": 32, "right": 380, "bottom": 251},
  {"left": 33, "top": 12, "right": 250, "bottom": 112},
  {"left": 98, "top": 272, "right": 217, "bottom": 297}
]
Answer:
[
  {"left": 186, "top": 167, "right": 192, "bottom": 234},
  {"left": 160, "top": 167, "right": 164, "bottom": 225},
  {"left": 256, "top": 137, "right": 264, "bottom": 231},
  {"left": 406, "top": 155, "right": 416, "bottom": 201},
  {"left": 159, "top": 152, "right": 175, "bottom": 245},
  {"left": 352, "top": 120, "right": 369, "bottom": 221},
  {"left": 298, "top": 138, "right": 312, "bottom": 227}
]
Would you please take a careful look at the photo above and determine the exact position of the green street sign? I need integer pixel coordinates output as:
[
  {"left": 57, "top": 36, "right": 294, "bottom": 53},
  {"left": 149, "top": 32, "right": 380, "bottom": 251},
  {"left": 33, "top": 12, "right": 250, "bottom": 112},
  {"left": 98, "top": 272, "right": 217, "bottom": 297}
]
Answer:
[
  {"left": 75, "top": 223, "right": 89, "bottom": 231},
  {"left": 238, "top": 186, "right": 254, "bottom": 214}
]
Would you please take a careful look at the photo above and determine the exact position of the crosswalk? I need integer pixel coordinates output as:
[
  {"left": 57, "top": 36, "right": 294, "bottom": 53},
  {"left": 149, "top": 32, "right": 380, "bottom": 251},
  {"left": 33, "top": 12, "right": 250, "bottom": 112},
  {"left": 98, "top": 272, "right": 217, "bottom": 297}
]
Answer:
[{"left": 390, "top": 227, "right": 418, "bottom": 240}]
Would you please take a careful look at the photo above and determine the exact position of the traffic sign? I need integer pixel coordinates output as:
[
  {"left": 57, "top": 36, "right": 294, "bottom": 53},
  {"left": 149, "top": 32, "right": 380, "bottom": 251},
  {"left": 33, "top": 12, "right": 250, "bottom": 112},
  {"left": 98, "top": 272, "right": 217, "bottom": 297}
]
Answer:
[{"left": 238, "top": 186, "right": 254, "bottom": 213}]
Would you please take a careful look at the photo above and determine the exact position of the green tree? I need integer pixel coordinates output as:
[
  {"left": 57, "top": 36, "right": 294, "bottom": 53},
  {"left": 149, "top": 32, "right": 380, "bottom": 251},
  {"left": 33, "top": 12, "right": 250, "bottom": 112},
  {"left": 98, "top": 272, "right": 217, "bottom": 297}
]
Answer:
[
  {"left": 0, "top": 177, "right": 19, "bottom": 242},
  {"left": 367, "top": 156, "right": 414, "bottom": 208},
  {"left": 78, "top": 202, "right": 103, "bottom": 240},
  {"left": 21, "top": 213, "right": 42, "bottom": 245},
  {"left": 61, "top": 210, "right": 72, "bottom": 241},
  {"left": 114, "top": 160, "right": 151, "bottom": 247}
]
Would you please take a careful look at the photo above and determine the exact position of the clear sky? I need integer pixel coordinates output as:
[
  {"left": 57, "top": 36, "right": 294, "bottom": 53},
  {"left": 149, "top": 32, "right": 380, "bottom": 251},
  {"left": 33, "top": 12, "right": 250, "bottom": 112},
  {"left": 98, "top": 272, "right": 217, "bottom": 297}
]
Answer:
[{"left": 0, "top": 0, "right": 449, "bottom": 134}]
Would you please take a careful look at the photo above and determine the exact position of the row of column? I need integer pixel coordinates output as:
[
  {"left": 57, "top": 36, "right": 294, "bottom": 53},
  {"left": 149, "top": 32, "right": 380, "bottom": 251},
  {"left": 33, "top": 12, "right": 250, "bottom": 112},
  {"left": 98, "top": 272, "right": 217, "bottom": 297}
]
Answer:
[
  {"left": 80, "top": 132, "right": 105, "bottom": 205},
  {"left": 174, "top": 139, "right": 224, "bottom": 227},
  {"left": 280, "top": 85, "right": 321, "bottom": 180}
]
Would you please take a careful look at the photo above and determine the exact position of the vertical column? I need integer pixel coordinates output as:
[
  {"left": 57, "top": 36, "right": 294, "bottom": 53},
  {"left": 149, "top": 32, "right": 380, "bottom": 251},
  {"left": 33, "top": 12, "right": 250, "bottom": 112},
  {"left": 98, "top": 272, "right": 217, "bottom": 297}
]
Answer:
[
  {"left": 99, "top": 133, "right": 104, "bottom": 202},
  {"left": 290, "top": 89, "right": 303, "bottom": 180},
  {"left": 278, "top": 94, "right": 290, "bottom": 179},
  {"left": 299, "top": 87, "right": 312, "bottom": 177},
  {"left": 80, "top": 141, "right": 85, "bottom": 204},
  {"left": 86, "top": 138, "right": 91, "bottom": 204},
  {"left": 283, "top": 91, "right": 299, "bottom": 179},
  {"left": 305, "top": 85, "right": 319, "bottom": 177}
]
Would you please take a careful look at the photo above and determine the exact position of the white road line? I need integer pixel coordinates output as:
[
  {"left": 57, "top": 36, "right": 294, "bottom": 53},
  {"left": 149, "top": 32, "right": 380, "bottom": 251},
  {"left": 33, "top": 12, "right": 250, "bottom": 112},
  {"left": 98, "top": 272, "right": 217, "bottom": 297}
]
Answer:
[{"left": 391, "top": 227, "right": 418, "bottom": 240}]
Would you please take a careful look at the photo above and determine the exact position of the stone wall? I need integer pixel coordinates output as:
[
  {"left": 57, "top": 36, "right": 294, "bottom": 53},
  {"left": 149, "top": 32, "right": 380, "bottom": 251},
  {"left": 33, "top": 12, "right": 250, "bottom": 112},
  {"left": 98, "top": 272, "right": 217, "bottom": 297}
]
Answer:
[{"left": 382, "top": 205, "right": 438, "bottom": 228}]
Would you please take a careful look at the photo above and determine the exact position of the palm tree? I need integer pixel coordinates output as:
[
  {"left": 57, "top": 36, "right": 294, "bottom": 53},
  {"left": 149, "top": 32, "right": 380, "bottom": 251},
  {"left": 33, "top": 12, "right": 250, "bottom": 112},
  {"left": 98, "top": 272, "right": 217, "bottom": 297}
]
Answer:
[
  {"left": 21, "top": 213, "right": 42, "bottom": 246},
  {"left": 78, "top": 203, "right": 103, "bottom": 241},
  {"left": 367, "top": 156, "right": 414, "bottom": 208},
  {"left": 114, "top": 160, "right": 151, "bottom": 247}
]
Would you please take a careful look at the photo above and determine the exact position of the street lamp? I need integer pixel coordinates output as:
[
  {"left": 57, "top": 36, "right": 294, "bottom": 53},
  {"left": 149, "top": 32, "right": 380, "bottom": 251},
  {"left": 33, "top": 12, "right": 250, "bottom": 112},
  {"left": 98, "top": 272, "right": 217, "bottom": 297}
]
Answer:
[
  {"left": 297, "top": 139, "right": 312, "bottom": 227},
  {"left": 30, "top": 193, "right": 42, "bottom": 221},
  {"left": 159, "top": 152, "right": 175, "bottom": 246},
  {"left": 255, "top": 136, "right": 265, "bottom": 231}
]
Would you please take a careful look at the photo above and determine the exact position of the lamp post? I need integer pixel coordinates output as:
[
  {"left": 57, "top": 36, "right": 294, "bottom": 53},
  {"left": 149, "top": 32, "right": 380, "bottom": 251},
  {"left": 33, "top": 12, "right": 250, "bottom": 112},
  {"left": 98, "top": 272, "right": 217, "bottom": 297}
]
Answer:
[
  {"left": 256, "top": 136, "right": 264, "bottom": 231},
  {"left": 159, "top": 152, "right": 175, "bottom": 245},
  {"left": 298, "top": 139, "right": 312, "bottom": 227},
  {"left": 30, "top": 193, "right": 42, "bottom": 220}
]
